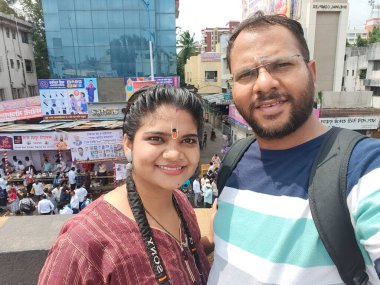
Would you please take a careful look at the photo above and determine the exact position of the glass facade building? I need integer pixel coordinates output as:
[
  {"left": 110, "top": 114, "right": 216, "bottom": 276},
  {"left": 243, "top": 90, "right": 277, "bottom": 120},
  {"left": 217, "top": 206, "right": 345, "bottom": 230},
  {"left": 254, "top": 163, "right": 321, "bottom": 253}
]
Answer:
[{"left": 42, "top": 0, "right": 177, "bottom": 78}]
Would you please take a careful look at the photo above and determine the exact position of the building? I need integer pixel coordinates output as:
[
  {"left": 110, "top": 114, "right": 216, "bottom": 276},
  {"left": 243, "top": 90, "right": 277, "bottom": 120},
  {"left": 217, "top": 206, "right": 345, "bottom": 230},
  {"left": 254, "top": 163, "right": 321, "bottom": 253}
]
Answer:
[
  {"left": 201, "top": 21, "right": 239, "bottom": 53},
  {"left": 346, "top": 28, "right": 368, "bottom": 46},
  {"left": 185, "top": 51, "right": 222, "bottom": 94},
  {"left": 344, "top": 43, "right": 380, "bottom": 99},
  {"left": 365, "top": 17, "right": 380, "bottom": 33},
  {"left": 0, "top": 12, "right": 38, "bottom": 101},
  {"left": 41, "top": 0, "right": 179, "bottom": 79},
  {"left": 242, "top": 0, "right": 349, "bottom": 93}
]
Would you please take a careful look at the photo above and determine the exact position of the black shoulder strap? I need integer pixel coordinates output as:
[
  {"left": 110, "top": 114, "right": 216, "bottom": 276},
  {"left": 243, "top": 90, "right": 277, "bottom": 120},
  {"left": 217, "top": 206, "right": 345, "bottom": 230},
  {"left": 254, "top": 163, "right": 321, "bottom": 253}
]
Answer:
[
  {"left": 217, "top": 136, "right": 256, "bottom": 195},
  {"left": 309, "top": 127, "right": 368, "bottom": 285}
]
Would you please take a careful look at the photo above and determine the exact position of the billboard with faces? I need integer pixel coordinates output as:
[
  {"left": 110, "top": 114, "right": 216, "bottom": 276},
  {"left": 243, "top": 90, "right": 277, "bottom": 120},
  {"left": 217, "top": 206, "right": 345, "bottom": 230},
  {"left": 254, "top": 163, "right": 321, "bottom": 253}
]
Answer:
[{"left": 38, "top": 78, "right": 98, "bottom": 120}]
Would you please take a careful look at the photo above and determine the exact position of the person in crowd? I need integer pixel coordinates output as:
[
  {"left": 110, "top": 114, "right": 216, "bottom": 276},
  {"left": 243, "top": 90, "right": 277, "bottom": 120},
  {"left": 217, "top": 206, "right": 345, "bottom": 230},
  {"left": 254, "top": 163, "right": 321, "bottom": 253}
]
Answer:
[
  {"left": 24, "top": 171, "right": 34, "bottom": 194},
  {"left": 39, "top": 84, "right": 212, "bottom": 284},
  {"left": 200, "top": 173, "right": 207, "bottom": 189},
  {"left": 69, "top": 189, "right": 79, "bottom": 214},
  {"left": 207, "top": 161, "right": 215, "bottom": 174},
  {"left": 59, "top": 204, "right": 73, "bottom": 215},
  {"left": 211, "top": 154, "right": 221, "bottom": 165},
  {"left": 68, "top": 167, "right": 77, "bottom": 191},
  {"left": 19, "top": 192, "right": 36, "bottom": 215},
  {"left": 210, "top": 128, "right": 216, "bottom": 141},
  {"left": 75, "top": 168, "right": 83, "bottom": 188},
  {"left": 202, "top": 179, "right": 213, "bottom": 209},
  {"left": 202, "top": 131, "right": 208, "bottom": 149},
  {"left": 0, "top": 174, "right": 7, "bottom": 192},
  {"left": 15, "top": 160, "right": 25, "bottom": 173},
  {"left": 207, "top": 13, "right": 380, "bottom": 284},
  {"left": 74, "top": 185, "right": 87, "bottom": 210},
  {"left": 97, "top": 162, "right": 108, "bottom": 186},
  {"left": 46, "top": 190, "right": 57, "bottom": 214},
  {"left": 192, "top": 176, "right": 202, "bottom": 208},
  {"left": 58, "top": 182, "right": 70, "bottom": 209},
  {"left": 25, "top": 156, "right": 33, "bottom": 167},
  {"left": 7, "top": 185, "right": 19, "bottom": 215},
  {"left": 37, "top": 194, "right": 54, "bottom": 215},
  {"left": 52, "top": 172, "right": 62, "bottom": 188},
  {"left": 79, "top": 193, "right": 93, "bottom": 211},
  {"left": 32, "top": 180, "right": 45, "bottom": 201},
  {"left": 42, "top": 158, "right": 53, "bottom": 173},
  {"left": 0, "top": 175, "right": 7, "bottom": 211},
  {"left": 0, "top": 158, "right": 6, "bottom": 177},
  {"left": 210, "top": 178, "right": 218, "bottom": 203}
]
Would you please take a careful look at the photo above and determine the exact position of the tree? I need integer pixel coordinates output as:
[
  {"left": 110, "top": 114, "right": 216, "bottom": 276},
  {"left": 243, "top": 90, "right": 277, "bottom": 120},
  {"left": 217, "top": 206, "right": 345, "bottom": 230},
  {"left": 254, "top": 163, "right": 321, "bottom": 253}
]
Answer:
[
  {"left": 368, "top": 27, "right": 380, "bottom": 44},
  {"left": 20, "top": 0, "right": 50, "bottom": 79},
  {"left": 356, "top": 35, "right": 368, "bottom": 47},
  {"left": 0, "top": 0, "right": 18, "bottom": 16},
  {"left": 177, "top": 30, "right": 198, "bottom": 87}
]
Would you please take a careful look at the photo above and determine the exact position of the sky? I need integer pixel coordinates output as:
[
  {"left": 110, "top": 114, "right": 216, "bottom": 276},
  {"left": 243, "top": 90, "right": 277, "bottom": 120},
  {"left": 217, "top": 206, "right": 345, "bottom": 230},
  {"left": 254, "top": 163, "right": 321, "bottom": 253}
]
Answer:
[{"left": 176, "top": 0, "right": 374, "bottom": 42}]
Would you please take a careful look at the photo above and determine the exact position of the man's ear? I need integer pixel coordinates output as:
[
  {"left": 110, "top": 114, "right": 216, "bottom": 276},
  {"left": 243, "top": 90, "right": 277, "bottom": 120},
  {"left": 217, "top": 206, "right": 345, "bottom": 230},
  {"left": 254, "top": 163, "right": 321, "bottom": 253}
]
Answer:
[
  {"left": 123, "top": 134, "right": 132, "bottom": 156},
  {"left": 307, "top": 60, "right": 317, "bottom": 83}
]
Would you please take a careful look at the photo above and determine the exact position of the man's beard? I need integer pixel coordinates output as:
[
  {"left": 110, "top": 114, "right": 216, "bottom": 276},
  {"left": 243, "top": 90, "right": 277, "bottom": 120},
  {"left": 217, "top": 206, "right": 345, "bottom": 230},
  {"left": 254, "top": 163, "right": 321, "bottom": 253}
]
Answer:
[{"left": 235, "top": 75, "right": 315, "bottom": 140}]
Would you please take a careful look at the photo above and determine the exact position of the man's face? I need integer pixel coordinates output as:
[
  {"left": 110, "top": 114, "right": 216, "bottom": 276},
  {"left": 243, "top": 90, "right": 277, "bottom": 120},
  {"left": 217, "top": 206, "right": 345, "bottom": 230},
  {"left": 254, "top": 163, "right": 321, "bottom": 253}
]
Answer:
[
  {"left": 230, "top": 25, "right": 316, "bottom": 139},
  {"left": 78, "top": 148, "right": 84, "bottom": 156}
]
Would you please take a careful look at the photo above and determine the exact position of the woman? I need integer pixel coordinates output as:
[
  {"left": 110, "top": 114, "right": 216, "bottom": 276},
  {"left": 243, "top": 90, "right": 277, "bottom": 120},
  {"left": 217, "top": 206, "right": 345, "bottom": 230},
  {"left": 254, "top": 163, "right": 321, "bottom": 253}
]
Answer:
[{"left": 39, "top": 85, "right": 211, "bottom": 284}]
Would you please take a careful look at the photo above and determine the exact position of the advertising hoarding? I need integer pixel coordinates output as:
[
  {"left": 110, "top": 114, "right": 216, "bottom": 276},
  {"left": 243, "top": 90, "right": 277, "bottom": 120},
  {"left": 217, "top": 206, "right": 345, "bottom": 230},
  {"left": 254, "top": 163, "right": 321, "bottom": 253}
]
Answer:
[
  {"left": 38, "top": 78, "right": 98, "bottom": 120},
  {"left": 68, "top": 130, "right": 124, "bottom": 163},
  {"left": 125, "top": 76, "right": 180, "bottom": 99}
]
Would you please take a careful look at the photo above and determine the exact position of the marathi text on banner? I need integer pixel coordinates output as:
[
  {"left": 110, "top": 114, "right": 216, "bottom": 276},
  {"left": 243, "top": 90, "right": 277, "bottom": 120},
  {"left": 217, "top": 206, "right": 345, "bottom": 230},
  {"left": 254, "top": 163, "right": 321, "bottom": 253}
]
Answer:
[{"left": 68, "top": 130, "right": 124, "bottom": 163}]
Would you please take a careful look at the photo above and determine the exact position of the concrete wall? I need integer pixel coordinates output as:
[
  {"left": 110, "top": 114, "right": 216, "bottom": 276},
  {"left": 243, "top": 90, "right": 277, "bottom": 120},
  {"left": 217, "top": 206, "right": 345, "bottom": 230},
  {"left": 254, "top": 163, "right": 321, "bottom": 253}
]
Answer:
[
  {"left": 0, "top": 215, "right": 70, "bottom": 284},
  {"left": 321, "top": 91, "right": 373, "bottom": 108},
  {"left": 98, "top": 77, "right": 126, "bottom": 102}
]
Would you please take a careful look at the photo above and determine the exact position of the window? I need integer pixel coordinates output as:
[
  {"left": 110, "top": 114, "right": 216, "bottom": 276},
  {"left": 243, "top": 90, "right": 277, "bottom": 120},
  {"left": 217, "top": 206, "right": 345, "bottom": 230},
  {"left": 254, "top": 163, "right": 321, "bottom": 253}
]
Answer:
[
  {"left": 205, "top": 71, "right": 218, "bottom": 82},
  {"left": 374, "top": 61, "right": 380, "bottom": 71},
  {"left": 21, "top": 32, "right": 29, "bottom": 44},
  {"left": 0, "top": 89, "right": 5, "bottom": 101},
  {"left": 12, "top": 30, "right": 16, "bottom": 39},
  {"left": 17, "top": 60, "right": 20, "bottom": 69},
  {"left": 10, "top": 59, "right": 14, "bottom": 69},
  {"left": 352, "top": 70, "right": 354, "bottom": 76},
  {"left": 28, "top": 85, "right": 38, "bottom": 97},
  {"left": 12, "top": 88, "right": 25, "bottom": 99},
  {"left": 359, "top": 69, "right": 367, "bottom": 79},
  {"left": 25, "top": 59, "right": 33, "bottom": 72},
  {"left": 346, "top": 70, "right": 349, "bottom": 76},
  {"left": 6, "top": 28, "right": 9, "bottom": 38}
]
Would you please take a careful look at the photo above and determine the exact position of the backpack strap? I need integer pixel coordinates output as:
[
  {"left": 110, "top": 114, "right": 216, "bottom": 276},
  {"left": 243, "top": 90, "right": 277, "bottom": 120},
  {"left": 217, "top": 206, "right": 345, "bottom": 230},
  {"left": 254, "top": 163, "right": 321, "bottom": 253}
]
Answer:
[
  {"left": 217, "top": 136, "right": 256, "bottom": 196},
  {"left": 309, "top": 127, "right": 368, "bottom": 285}
]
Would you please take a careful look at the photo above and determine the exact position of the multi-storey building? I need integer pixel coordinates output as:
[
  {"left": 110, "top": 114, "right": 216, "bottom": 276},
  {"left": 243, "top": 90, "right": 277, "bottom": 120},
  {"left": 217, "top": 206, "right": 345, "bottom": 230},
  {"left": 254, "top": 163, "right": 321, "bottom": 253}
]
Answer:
[
  {"left": 0, "top": 12, "right": 38, "bottom": 101},
  {"left": 201, "top": 21, "right": 239, "bottom": 53},
  {"left": 41, "top": 0, "right": 178, "bottom": 79},
  {"left": 346, "top": 28, "right": 368, "bottom": 46}
]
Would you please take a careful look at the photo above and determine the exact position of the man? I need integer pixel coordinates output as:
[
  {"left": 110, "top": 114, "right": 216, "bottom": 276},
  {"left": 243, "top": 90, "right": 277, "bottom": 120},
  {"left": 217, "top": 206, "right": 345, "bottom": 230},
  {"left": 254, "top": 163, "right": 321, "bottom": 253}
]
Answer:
[
  {"left": 74, "top": 185, "right": 87, "bottom": 210},
  {"left": 86, "top": 80, "right": 97, "bottom": 103},
  {"left": 37, "top": 194, "right": 54, "bottom": 215},
  {"left": 68, "top": 167, "right": 77, "bottom": 190},
  {"left": 192, "top": 176, "right": 201, "bottom": 207},
  {"left": 208, "top": 13, "right": 380, "bottom": 284}
]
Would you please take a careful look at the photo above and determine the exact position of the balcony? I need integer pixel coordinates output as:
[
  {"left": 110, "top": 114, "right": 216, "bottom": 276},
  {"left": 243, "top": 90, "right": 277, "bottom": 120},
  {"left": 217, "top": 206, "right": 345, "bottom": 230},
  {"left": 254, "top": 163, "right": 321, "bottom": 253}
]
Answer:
[{"left": 364, "top": 79, "right": 380, "bottom": 87}]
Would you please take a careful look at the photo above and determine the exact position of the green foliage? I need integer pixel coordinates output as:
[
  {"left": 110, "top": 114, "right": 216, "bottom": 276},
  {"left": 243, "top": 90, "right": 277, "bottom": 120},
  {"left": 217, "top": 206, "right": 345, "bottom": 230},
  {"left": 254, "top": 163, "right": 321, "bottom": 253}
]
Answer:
[
  {"left": 356, "top": 35, "right": 368, "bottom": 47},
  {"left": 368, "top": 27, "right": 380, "bottom": 44},
  {"left": 176, "top": 31, "right": 198, "bottom": 87},
  {"left": 346, "top": 39, "right": 351, "bottom": 47},
  {"left": 0, "top": 0, "right": 18, "bottom": 16},
  {"left": 20, "top": 0, "right": 50, "bottom": 79}
]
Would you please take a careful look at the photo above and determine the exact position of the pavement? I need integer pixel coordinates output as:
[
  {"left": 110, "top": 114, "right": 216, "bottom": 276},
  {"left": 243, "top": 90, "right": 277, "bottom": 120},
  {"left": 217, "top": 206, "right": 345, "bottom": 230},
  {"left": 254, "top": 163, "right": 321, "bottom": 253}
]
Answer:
[{"left": 200, "top": 123, "right": 225, "bottom": 164}]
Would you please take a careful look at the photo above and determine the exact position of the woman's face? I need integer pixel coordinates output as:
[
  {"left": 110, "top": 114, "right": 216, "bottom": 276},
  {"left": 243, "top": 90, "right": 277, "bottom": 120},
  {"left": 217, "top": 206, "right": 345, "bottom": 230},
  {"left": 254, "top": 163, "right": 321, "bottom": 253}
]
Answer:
[{"left": 124, "top": 105, "right": 200, "bottom": 192}]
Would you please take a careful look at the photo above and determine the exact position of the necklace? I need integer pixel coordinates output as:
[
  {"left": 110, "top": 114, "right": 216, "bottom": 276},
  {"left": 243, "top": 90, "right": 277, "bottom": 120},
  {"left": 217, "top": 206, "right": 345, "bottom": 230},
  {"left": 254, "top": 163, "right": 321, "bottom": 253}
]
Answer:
[{"left": 144, "top": 207, "right": 182, "bottom": 244}]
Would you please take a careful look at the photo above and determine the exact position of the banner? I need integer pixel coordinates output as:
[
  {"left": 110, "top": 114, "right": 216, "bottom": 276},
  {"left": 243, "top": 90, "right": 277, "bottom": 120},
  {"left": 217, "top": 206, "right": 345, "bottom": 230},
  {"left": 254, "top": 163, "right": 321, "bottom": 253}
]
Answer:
[
  {"left": 125, "top": 76, "right": 180, "bottom": 99},
  {"left": 0, "top": 136, "right": 13, "bottom": 150},
  {"left": 38, "top": 78, "right": 98, "bottom": 120},
  {"left": 0, "top": 106, "right": 42, "bottom": 122},
  {"left": 320, "top": 116, "right": 379, "bottom": 130},
  {"left": 12, "top": 132, "right": 70, "bottom": 150},
  {"left": 68, "top": 130, "right": 124, "bottom": 163}
]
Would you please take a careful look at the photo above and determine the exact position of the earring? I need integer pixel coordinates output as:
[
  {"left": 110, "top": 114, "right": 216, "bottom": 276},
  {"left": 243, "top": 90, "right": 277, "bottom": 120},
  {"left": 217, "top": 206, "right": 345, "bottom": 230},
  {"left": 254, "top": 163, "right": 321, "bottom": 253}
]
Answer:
[{"left": 126, "top": 151, "right": 132, "bottom": 170}]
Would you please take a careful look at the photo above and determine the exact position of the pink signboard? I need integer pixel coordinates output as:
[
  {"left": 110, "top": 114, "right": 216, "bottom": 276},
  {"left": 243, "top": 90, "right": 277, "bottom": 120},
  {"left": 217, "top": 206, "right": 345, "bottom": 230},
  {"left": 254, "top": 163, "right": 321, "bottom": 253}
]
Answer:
[
  {"left": 0, "top": 106, "right": 42, "bottom": 122},
  {"left": 228, "top": 104, "right": 251, "bottom": 129}
]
